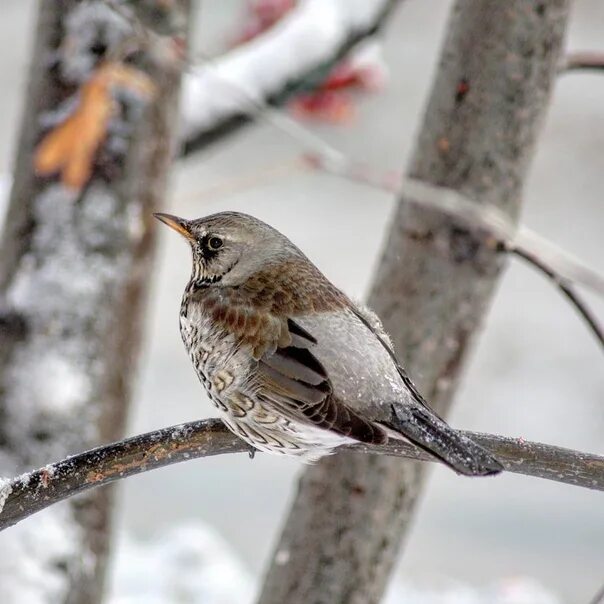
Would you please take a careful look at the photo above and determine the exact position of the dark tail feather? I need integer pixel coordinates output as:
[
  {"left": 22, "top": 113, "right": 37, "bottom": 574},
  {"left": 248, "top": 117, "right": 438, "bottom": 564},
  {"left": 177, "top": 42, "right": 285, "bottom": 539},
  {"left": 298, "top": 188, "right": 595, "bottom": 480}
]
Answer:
[{"left": 387, "top": 405, "right": 503, "bottom": 477}]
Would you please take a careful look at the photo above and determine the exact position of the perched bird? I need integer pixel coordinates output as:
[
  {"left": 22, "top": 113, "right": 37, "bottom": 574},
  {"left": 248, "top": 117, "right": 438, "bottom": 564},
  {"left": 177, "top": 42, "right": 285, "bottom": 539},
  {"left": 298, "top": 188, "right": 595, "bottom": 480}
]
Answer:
[{"left": 155, "top": 211, "right": 502, "bottom": 476}]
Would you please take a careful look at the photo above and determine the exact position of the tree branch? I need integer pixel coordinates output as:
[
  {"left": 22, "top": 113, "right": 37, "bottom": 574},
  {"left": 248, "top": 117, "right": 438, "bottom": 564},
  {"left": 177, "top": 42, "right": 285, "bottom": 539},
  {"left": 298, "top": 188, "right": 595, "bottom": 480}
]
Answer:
[
  {"left": 179, "top": 0, "right": 401, "bottom": 156},
  {"left": 0, "top": 418, "right": 602, "bottom": 533},
  {"left": 560, "top": 51, "right": 604, "bottom": 73},
  {"left": 305, "top": 155, "right": 604, "bottom": 299},
  {"left": 507, "top": 245, "right": 604, "bottom": 352}
]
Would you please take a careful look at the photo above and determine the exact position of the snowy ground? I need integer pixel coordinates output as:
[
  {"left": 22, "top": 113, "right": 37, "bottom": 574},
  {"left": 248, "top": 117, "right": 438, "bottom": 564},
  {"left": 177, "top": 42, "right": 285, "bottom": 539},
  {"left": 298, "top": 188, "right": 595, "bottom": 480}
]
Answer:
[
  {"left": 107, "top": 522, "right": 563, "bottom": 604},
  {"left": 107, "top": 523, "right": 255, "bottom": 604},
  {"left": 0, "top": 1, "right": 602, "bottom": 603}
]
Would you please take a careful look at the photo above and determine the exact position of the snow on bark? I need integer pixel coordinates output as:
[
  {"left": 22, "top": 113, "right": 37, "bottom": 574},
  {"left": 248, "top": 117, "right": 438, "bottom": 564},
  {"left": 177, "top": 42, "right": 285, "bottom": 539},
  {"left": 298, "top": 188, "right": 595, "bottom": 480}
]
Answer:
[
  {"left": 2, "top": 182, "right": 135, "bottom": 463},
  {"left": 180, "top": 0, "right": 394, "bottom": 141},
  {"left": 0, "top": 0, "right": 189, "bottom": 602},
  {"left": 60, "top": 3, "right": 130, "bottom": 84},
  {"left": 0, "top": 506, "right": 84, "bottom": 604},
  {"left": 0, "top": 477, "right": 12, "bottom": 515}
]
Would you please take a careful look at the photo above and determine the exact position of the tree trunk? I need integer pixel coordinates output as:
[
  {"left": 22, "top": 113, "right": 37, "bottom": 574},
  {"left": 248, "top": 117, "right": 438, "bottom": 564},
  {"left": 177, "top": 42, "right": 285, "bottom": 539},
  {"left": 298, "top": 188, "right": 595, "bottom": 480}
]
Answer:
[
  {"left": 258, "top": 2, "right": 570, "bottom": 603},
  {"left": 0, "top": 1, "right": 189, "bottom": 602}
]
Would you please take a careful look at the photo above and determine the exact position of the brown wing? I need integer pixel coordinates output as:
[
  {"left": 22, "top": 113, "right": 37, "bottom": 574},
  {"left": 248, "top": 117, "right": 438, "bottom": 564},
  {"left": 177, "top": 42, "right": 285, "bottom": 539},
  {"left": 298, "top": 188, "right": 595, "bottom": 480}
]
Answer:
[
  {"left": 256, "top": 319, "right": 387, "bottom": 445},
  {"left": 190, "top": 260, "right": 386, "bottom": 444}
]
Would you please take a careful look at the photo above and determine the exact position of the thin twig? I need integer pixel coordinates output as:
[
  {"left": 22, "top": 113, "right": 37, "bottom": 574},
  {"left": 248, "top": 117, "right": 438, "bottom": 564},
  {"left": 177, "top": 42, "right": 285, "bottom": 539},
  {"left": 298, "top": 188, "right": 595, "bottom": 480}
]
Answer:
[
  {"left": 0, "top": 418, "right": 603, "bottom": 532},
  {"left": 308, "top": 155, "right": 604, "bottom": 298},
  {"left": 317, "top": 157, "right": 604, "bottom": 350},
  {"left": 177, "top": 154, "right": 604, "bottom": 304},
  {"left": 311, "top": 156, "right": 604, "bottom": 351},
  {"left": 561, "top": 51, "right": 604, "bottom": 73},
  {"left": 507, "top": 245, "right": 604, "bottom": 352},
  {"left": 589, "top": 582, "right": 604, "bottom": 604}
]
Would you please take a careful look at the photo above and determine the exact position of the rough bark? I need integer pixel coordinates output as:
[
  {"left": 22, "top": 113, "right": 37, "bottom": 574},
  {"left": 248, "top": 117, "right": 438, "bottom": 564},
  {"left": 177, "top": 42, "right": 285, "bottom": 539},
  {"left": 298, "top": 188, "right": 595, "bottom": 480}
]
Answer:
[
  {"left": 258, "top": 2, "right": 571, "bottom": 603},
  {"left": 0, "top": 1, "right": 189, "bottom": 603},
  {"left": 1, "top": 418, "right": 602, "bottom": 533}
]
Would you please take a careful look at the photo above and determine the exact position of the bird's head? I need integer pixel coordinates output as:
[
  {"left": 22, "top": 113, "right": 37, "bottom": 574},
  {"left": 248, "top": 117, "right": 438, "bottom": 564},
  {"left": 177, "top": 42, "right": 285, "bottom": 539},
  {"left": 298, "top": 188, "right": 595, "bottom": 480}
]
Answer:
[{"left": 154, "top": 211, "right": 303, "bottom": 287}]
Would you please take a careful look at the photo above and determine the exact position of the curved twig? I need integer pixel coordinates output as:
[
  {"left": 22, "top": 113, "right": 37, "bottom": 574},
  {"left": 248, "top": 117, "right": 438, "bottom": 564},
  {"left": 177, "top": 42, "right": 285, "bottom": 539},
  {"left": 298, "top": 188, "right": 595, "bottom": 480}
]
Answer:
[
  {"left": 304, "top": 156, "right": 604, "bottom": 299},
  {"left": 1, "top": 418, "right": 603, "bottom": 532},
  {"left": 509, "top": 245, "right": 604, "bottom": 352}
]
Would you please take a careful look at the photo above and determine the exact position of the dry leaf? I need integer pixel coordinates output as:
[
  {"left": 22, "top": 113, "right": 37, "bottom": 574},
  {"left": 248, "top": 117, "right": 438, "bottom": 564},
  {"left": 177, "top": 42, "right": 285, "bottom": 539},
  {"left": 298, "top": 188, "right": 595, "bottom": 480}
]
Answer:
[{"left": 35, "top": 62, "right": 156, "bottom": 191}]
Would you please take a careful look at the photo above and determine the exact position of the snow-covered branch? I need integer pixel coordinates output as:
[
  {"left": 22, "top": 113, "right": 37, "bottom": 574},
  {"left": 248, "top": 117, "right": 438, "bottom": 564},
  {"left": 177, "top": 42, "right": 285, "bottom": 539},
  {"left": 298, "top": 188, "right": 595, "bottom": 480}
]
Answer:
[
  {"left": 180, "top": 0, "right": 400, "bottom": 155},
  {"left": 0, "top": 417, "right": 603, "bottom": 532}
]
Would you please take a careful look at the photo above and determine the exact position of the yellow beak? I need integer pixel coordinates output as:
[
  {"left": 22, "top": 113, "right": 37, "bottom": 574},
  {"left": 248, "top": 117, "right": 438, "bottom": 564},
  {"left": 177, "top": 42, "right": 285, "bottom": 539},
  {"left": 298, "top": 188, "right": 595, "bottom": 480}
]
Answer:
[{"left": 153, "top": 213, "right": 195, "bottom": 242}]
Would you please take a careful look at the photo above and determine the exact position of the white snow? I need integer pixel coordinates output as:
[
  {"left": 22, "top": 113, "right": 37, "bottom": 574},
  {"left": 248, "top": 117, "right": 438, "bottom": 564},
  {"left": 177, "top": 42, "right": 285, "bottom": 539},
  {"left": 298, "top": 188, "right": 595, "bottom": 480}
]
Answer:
[
  {"left": 60, "top": 1, "right": 130, "bottom": 83},
  {"left": 181, "top": 0, "right": 391, "bottom": 138},
  {"left": 274, "top": 548, "right": 290, "bottom": 566},
  {"left": 108, "top": 522, "right": 256, "bottom": 604},
  {"left": 11, "top": 354, "right": 92, "bottom": 417},
  {"left": 1, "top": 180, "right": 138, "bottom": 462},
  {"left": 0, "top": 504, "right": 85, "bottom": 604},
  {"left": 105, "top": 520, "right": 562, "bottom": 604},
  {"left": 386, "top": 577, "right": 562, "bottom": 604},
  {"left": 0, "top": 477, "right": 12, "bottom": 515}
]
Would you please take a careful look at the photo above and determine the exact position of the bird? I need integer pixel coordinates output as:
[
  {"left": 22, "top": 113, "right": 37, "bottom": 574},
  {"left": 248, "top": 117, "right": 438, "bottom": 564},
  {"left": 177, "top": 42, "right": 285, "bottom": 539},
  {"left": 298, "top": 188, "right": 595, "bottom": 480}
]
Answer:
[{"left": 154, "top": 211, "right": 502, "bottom": 476}]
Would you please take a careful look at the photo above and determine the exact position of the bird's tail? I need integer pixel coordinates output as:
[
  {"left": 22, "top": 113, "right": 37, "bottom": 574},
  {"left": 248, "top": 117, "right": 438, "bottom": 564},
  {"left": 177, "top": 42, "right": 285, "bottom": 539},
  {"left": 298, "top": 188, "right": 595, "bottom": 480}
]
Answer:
[{"left": 386, "top": 405, "right": 503, "bottom": 477}]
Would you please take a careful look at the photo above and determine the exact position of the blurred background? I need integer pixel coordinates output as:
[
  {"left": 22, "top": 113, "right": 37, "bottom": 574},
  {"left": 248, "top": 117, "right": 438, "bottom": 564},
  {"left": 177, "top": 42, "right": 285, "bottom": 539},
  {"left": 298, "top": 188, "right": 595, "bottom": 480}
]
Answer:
[{"left": 1, "top": 1, "right": 602, "bottom": 602}]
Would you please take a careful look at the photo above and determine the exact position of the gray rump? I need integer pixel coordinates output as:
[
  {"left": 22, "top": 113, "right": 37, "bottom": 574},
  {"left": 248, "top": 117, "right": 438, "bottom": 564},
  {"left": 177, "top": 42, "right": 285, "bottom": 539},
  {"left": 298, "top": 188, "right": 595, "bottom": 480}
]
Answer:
[{"left": 295, "top": 307, "right": 417, "bottom": 420}]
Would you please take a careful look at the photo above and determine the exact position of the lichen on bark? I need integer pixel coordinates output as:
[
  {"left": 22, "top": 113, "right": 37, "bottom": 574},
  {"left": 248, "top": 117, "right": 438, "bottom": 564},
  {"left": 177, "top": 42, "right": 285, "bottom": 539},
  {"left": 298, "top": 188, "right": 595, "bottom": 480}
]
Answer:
[{"left": 0, "top": 1, "right": 190, "bottom": 602}]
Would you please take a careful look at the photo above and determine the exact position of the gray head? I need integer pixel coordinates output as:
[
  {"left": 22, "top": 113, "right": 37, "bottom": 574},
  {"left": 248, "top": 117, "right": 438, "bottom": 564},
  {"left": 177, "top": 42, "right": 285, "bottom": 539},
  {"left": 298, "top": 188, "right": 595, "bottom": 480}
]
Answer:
[{"left": 154, "top": 211, "right": 304, "bottom": 286}]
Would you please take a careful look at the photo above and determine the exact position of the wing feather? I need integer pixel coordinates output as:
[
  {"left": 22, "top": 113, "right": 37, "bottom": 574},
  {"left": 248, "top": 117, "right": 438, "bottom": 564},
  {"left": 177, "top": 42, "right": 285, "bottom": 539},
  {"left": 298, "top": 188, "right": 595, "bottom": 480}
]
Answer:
[
  {"left": 256, "top": 319, "right": 386, "bottom": 445},
  {"left": 190, "top": 265, "right": 386, "bottom": 445}
]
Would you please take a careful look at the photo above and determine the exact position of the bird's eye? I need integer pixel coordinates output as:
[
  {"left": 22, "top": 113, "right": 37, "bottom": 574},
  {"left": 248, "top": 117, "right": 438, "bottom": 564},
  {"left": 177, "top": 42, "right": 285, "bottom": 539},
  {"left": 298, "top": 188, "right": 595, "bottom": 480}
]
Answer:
[{"left": 207, "top": 236, "right": 223, "bottom": 250}]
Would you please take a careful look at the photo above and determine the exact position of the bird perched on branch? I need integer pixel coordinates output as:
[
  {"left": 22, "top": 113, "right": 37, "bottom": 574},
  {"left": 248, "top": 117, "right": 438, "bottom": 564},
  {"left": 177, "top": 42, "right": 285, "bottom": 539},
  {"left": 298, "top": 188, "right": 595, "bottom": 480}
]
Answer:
[{"left": 155, "top": 211, "right": 502, "bottom": 476}]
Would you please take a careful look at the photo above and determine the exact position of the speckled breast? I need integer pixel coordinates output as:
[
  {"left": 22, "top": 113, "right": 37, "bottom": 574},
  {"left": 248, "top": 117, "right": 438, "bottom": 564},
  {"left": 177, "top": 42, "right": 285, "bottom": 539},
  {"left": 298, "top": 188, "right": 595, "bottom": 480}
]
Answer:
[
  {"left": 178, "top": 297, "right": 350, "bottom": 460},
  {"left": 179, "top": 301, "right": 237, "bottom": 410}
]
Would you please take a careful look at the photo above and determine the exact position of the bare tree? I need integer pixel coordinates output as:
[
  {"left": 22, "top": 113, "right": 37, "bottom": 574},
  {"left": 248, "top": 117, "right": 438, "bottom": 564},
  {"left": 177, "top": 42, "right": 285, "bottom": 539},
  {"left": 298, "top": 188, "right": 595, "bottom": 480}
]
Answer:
[
  {"left": 0, "top": 1, "right": 189, "bottom": 602},
  {"left": 258, "top": 2, "right": 571, "bottom": 603}
]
